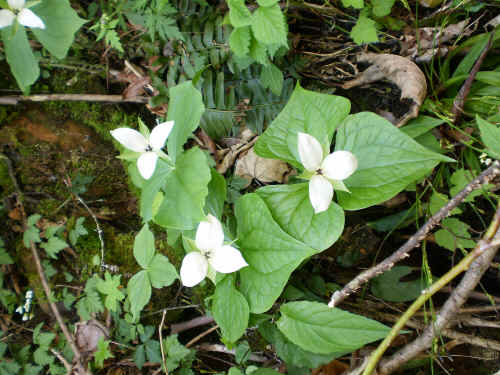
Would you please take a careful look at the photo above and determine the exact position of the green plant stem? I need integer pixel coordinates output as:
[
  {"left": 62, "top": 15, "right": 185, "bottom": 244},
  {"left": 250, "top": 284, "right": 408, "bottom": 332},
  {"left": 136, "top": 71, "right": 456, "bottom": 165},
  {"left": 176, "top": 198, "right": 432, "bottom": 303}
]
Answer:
[{"left": 362, "top": 203, "right": 500, "bottom": 375}]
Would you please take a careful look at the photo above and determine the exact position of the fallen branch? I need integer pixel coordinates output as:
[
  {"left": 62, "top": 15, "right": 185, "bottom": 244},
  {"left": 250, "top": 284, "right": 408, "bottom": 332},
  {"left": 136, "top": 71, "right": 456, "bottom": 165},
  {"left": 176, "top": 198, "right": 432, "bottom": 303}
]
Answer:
[
  {"left": 328, "top": 160, "right": 500, "bottom": 308},
  {"left": 377, "top": 203, "right": 500, "bottom": 374},
  {"left": 0, "top": 94, "right": 149, "bottom": 105},
  {"left": 359, "top": 203, "right": 500, "bottom": 375},
  {"left": 170, "top": 315, "right": 214, "bottom": 334}
]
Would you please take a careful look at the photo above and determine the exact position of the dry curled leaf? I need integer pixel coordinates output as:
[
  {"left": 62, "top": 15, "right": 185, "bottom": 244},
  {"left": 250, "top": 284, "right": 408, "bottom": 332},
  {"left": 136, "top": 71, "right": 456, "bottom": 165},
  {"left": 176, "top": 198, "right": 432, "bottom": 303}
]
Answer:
[
  {"left": 216, "top": 128, "right": 257, "bottom": 174},
  {"left": 234, "top": 147, "right": 292, "bottom": 187},
  {"left": 75, "top": 319, "right": 109, "bottom": 356},
  {"left": 401, "top": 20, "right": 471, "bottom": 63},
  {"left": 343, "top": 53, "right": 427, "bottom": 127}
]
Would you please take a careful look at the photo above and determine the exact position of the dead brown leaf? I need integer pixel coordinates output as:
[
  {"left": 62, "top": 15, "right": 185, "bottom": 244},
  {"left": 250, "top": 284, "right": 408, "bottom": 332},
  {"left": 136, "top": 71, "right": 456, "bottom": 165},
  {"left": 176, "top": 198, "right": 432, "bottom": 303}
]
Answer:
[
  {"left": 401, "top": 20, "right": 471, "bottom": 63},
  {"left": 234, "top": 147, "right": 292, "bottom": 187},
  {"left": 343, "top": 53, "right": 427, "bottom": 127},
  {"left": 75, "top": 319, "right": 109, "bottom": 356},
  {"left": 216, "top": 128, "right": 257, "bottom": 174}
]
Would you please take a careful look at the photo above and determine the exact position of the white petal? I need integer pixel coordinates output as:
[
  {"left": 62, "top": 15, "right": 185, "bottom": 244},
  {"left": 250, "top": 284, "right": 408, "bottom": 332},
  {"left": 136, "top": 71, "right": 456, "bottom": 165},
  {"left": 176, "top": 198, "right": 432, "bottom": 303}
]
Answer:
[
  {"left": 321, "top": 151, "right": 358, "bottom": 181},
  {"left": 8, "top": 0, "right": 24, "bottom": 10},
  {"left": 137, "top": 152, "right": 158, "bottom": 180},
  {"left": 18, "top": 8, "right": 45, "bottom": 29},
  {"left": 309, "top": 175, "right": 333, "bottom": 214},
  {"left": 298, "top": 132, "right": 323, "bottom": 171},
  {"left": 0, "top": 9, "right": 15, "bottom": 28},
  {"left": 149, "top": 121, "right": 174, "bottom": 151},
  {"left": 209, "top": 245, "right": 248, "bottom": 274},
  {"left": 180, "top": 252, "right": 208, "bottom": 287},
  {"left": 110, "top": 128, "right": 148, "bottom": 152},
  {"left": 195, "top": 214, "right": 224, "bottom": 253}
]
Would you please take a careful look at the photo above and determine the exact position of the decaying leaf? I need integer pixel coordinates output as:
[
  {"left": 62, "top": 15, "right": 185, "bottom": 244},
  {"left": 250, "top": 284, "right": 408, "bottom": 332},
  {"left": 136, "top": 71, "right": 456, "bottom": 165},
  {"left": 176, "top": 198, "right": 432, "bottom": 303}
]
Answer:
[
  {"left": 234, "top": 147, "right": 292, "bottom": 187},
  {"left": 401, "top": 20, "right": 471, "bottom": 63},
  {"left": 110, "top": 60, "right": 157, "bottom": 100},
  {"left": 215, "top": 128, "right": 257, "bottom": 174},
  {"left": 342, "top": 53, "right": 427, "bottom": 127},
  {"left": 75, "top": 319, "right": 109, "bottom": 356}
]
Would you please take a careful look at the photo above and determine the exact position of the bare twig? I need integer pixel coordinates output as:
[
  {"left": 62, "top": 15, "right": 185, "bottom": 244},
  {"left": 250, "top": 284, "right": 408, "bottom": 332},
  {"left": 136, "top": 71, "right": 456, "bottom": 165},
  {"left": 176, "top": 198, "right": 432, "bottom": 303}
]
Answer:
[
  {"left": 158, "top": 309, "right": 169, "bottom": 375},
  {"left": 197, "top": 343, "right": 268, "bottom": 362},
  {"left": 50, "top": 348, "right": 72, "bottom": 372},
  {"left": 451, "top": 32, "right": 494, "bottom": 124},
  {"left": 170, "top": 316, "right": 215, "bottom": 334},
  {"left": 377, "top": 204, "right": 500, "bottom": 375},
  {"left": 63, "top": 178, "right": 108, "bottom": 272},
  {"left": 0, "top": 94, "right": 149, "bottom": 105},
  {"left": 185, "top": 325, "right": 219, "bottom": 348},
  {"left": 328, "top": 160, "right": 500, "bottom": 308}
]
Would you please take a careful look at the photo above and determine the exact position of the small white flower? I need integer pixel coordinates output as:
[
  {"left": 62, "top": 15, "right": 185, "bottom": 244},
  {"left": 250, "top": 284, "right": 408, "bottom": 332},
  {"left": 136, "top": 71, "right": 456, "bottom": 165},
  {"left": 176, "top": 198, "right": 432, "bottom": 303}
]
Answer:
[
  {"left": 0, "top": 0, "right": 45, "bottom": 29},
  {"left": 180, "top": 215, "right": 248, "bottom": 287},
  {"left": 298, "top": 132, "right": 358, "bottom": 214},
  {"left": 110, "top": 121, "right": 174, "bottom": 180}
]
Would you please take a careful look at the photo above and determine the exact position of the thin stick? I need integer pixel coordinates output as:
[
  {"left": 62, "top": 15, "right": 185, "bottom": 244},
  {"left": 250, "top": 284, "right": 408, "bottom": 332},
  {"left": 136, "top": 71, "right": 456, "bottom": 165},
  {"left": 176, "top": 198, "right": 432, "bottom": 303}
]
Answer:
[
  {"left": 171, "top": 316, "right": 215, "bottom": 334},
  {"left": 50, "top": 348, "right": 72, "bottom": 372},
  {"left": 64, "top": 178, "right": 107, "bottom": 272},
  {"left": 185, "top": 325, "right": 219, "bottom": 348},
  {"left": 328, "top": 160, "right": 500, "bottom": 308},
  {"left": 158, "top": 309, "right": 169, "bottom": 375},
  {"left": 362, "top": 204, "right": 500, "bottom": 375},
  {"left": 378, "top": 205, "right": 500, "bottom": 375},
  {"left": 0, "top": 94, "right": 149, "bottom": 105}
]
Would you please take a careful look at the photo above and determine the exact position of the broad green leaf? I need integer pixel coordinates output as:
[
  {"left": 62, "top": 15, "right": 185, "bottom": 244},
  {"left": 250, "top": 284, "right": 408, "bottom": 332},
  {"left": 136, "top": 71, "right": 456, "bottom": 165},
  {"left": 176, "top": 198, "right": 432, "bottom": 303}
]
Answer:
[
  {"left": 133, "top": 224, "right": 156, "bottom": 269},
  {"left": 140, "top": 160, "right": 173, "bottom": 221},
  {"left": 251, "top": 4, "right": 287, "bottom": 47},
  {"left": 134, "top": 345, "right": 146, "bottom": 369},
  {"left": 260, "top": 63, "right": 283, "bottom": 96},
  {"left": 449, "top": 169, "right": 487, "bottom": 202},
  {"left": 96, "top": 272, "right": 125, "bottom": 311},
  {"left": 34, "top": 347, "right": 54, "bottom": 366},
  {"left": 255, "top": 83, "right": 350, "bottom": 167},
  {"left": 256, "top": 183, "right": 344, "bottom": 251},
  {"left": 335, "top": 112, "right": 454, "bottom": 210},
  {"left": 372, "top": 0, "right": 396, "bottom": 17},
  {"left": 230, "top": 26, "right": 252, "bottom": 57},
  {"left": 127, "top": 270, "right": 151, "bottom": 320},
  {"left": 31, "top": 0, "right": 86, "bottom": 59},
  {"left": 163, "top": 334, "right": 192, "bottom": 372},
  {"left": 253, "top": 369, "right": 282, "bottom": 375},
  {"left": 228, "top": 0, "right": 252, "bottom": 27},
  {"left": 205, "top": 169, "right": 226, "bottom": 219},
  {"left": 401, "top": 116, "right": 445, "bottom": 139},
  {"left": 2, "top": 26, "right": 39, "bottom": 93},
  {"left": 69, "top": 217, "right": 88, "bottom": 246},
  {"left": 236, "top": 194, "right": 316, "bottom": 313},
  {"left": 429, "top": 192, "right": 461, "bottom": 216},
  {"left": 76, "top": 276, "right": 104, "bottom": 320},
  {"left": 0, "top": 248, "right": 13, "bottom": 265},
  {"left": 154, "top": 148, "right": 211, "bottom": 230},
  {"left": 41, "top": 237, "right": 68, "bottom": 259},
  {"left": 435, "top": 218, "right": 476, "bottom": 251},
  {"left": 477, "top": 115, "right": 500, "bottom": 159},
  {"left": 371, "top": 266, "right": 426, "bottom": 302},
  {"left": 147, "top": 254, "right": 178, "bottom": 288},
  {"left": 249, "top": 36, "right": 268, "bottom": 65},
  {"left": 228, "top": 368, "right": 244, "bottom": 375},
  {"left": 94, "top": 338, "right": 113, "bottom": 368},
  {"left": 277, "top": 301, "right": 390, "bottom": 354},
  {"left": 259, "top": 321, "right": 336, "bottom": 369},
  {"left": 212, "top": 276, "right": 249, "bottom": 343},
  {"left": 350, "top": 14, "right": 378, "bottom": 45},
  {"left": 166, "top": 82, "right": 205, "bottom": 163},
  {"left": 257, "top": 0, "right": 279, "bottom": 5},
  {"left": 341, "top": 0, "right": 364, "bottom": 8}
]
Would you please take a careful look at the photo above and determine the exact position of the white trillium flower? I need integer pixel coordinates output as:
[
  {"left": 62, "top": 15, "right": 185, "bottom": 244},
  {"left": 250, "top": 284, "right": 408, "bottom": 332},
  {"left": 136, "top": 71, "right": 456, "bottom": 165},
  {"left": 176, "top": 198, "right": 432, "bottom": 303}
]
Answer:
[
  {"left": 110, "top": 121, "right": 174, "bottom": 180},
  {"left": 0, "top": 0, "right": 45, "bottom": 29},
  {"left": 298, "top": 132, "right": 358, "bottom": 214},
  {"left": 180, "top": 214, "right": 248, "bottom": 287}
]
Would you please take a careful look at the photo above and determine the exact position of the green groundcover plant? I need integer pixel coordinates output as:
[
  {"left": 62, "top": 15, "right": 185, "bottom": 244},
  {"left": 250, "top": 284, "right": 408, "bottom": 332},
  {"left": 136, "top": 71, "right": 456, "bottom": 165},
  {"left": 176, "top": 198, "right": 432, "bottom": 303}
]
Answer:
[{"left": 110, "top": 80, "right": 454, "bottom": 354}]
